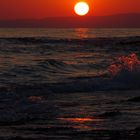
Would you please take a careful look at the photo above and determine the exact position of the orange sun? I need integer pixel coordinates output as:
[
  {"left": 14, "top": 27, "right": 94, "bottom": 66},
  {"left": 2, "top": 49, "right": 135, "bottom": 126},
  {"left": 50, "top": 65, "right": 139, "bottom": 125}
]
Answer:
[{"left": 74, "top": 2, "right": 89, "bottom": 16}]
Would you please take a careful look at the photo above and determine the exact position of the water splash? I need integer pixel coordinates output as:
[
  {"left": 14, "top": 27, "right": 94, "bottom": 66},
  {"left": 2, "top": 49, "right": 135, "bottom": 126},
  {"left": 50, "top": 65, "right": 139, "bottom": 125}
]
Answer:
[{"left": 108, "top": 53, "right": 140, "bottom": 77}]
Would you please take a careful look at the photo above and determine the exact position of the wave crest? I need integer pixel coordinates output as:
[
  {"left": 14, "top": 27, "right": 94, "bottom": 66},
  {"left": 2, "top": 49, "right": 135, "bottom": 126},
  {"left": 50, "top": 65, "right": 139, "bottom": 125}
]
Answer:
[
  {"left": 108, "top": 53, "right": 140, "bottom": 76},
  {"left": 107, "top": 53, "right": 140, "bottom": 88}
]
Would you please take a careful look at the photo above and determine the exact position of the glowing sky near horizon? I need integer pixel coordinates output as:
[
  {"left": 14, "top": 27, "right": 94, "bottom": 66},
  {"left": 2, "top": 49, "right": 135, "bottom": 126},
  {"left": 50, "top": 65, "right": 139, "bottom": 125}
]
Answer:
[{"left": 0, "top": 0, "right": 140, "bottom": 19}]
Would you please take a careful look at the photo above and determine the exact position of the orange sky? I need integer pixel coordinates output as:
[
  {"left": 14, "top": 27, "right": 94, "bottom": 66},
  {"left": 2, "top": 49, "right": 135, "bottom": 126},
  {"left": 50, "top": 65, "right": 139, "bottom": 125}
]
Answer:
[{"left": 0, "top": 0, "right": 140, "bottom": 19}]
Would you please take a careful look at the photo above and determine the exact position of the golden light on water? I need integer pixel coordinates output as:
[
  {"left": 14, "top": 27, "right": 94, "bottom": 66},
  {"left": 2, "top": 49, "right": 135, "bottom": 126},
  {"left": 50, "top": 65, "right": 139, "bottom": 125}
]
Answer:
[
  {"left": 59, "top": 117, "right": 94, "bottom": 123},
  {"left": 58, "top": 117, "right": 103, "bottom": 131},
  {"left": 75, "top": 28, "right": 89, "bottom": 38}
]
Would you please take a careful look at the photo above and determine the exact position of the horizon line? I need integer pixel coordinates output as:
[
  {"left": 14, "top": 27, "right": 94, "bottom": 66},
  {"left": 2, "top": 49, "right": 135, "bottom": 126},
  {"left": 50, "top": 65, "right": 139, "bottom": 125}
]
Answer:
[{"left": 0, "top": 12, "right": 140, "bottom": 21}]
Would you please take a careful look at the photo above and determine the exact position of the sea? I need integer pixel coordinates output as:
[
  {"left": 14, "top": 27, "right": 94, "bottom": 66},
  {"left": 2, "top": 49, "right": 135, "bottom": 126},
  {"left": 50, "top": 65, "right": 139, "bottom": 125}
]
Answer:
[{"left": 0, "top": 28, "right": 140, "bottom": 140}]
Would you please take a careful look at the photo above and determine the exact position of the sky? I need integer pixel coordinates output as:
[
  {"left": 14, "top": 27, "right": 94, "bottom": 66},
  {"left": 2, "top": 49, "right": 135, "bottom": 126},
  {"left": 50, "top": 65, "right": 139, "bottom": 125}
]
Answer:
[{"left": 0, "top": 0, "right": 140, "bottom": 19}]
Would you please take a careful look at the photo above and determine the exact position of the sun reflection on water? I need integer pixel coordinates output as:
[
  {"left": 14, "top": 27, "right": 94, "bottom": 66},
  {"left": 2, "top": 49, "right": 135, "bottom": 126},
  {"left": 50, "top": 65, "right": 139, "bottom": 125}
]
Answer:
[
  {"left": 58, "top": 117, "right": 103, "bottom": 131},
  {"left": 75, "top": 28, "right": 90, "bottom": 38},
  {"left": 59, "top": 117, "right": 93, "bottom": 122}
]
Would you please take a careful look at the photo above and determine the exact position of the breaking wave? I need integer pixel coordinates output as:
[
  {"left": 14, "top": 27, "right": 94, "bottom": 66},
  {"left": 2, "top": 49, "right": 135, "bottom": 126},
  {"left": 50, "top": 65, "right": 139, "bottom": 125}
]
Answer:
[{"left": 0, "top": 36, "right": 140, "bottom": 93}]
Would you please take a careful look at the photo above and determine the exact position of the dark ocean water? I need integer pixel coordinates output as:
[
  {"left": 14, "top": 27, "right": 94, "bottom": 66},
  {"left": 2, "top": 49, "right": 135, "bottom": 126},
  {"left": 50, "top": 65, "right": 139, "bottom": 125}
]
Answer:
[{"left": 0, "top": 28, "right": 140, "bottom": 140}]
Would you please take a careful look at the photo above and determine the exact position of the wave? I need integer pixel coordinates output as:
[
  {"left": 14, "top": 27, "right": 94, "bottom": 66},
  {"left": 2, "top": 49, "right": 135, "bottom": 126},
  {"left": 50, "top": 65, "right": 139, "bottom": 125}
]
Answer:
[
  {"left": 1, "top": 54, "right": 140, "bottom": 94},
  {"left": 0, "top": 36, "right": 140, "bottom": 46},
  {"left": 107, "top": 54, "right": 140, "bottom": 87},
  {"left": 0, "top": 36, "right": 140, "bottom": 93},
  {"left": 37, "top": 59, "right": 75, "bottom": 73}
]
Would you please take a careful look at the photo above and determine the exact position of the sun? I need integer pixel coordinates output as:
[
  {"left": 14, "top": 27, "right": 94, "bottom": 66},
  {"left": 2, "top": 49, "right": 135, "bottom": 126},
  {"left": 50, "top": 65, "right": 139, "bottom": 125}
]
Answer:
[{"left": 74, "top": 2, "right": 89, "bottom": 16}]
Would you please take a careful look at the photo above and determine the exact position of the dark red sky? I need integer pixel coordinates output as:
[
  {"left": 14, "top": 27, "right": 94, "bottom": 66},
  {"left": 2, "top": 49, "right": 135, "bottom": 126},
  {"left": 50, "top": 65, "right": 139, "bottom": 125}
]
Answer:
[{"left": 0, "top": 0, "right": 140, "bottom": 19}]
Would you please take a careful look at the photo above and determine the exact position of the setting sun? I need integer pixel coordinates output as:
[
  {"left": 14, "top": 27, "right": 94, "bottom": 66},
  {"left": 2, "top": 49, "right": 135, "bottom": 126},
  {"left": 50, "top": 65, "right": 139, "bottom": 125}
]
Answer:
[{"left": 74, "top": 2, "right": 89, "bottom": 16}]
